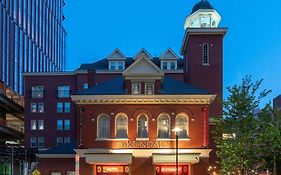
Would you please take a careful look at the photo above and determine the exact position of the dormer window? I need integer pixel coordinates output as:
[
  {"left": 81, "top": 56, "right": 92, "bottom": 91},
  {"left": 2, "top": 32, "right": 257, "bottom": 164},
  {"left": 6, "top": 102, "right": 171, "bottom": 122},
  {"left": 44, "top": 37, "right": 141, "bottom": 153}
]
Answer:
[
  {"left": 145, "top": 83, "right": 154, "bottom": 95},
  {"left": 109, "top": 61, "right": 125, "bottom": 70},
  {"left": 161, "top": 61, "right": 177, "bottom": 70},
  {"left": 132, "top": 83, "right": 141, "bottom": 95}
]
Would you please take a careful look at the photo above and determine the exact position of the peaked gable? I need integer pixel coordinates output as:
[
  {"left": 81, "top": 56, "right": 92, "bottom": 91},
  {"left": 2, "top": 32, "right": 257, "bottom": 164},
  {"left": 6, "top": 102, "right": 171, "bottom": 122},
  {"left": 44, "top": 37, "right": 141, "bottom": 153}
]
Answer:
[
  {"left": 107, "top": 49, "right": 126, "bottom": 60},
  {"left": 123, "top": 56, "right": 164, "bottom": 79},
  {"left": 134, "top": 48, "right": 152, "bottom": 60},
  {"left": 160, "top": 48, "right": 179, "bottom": 60}
]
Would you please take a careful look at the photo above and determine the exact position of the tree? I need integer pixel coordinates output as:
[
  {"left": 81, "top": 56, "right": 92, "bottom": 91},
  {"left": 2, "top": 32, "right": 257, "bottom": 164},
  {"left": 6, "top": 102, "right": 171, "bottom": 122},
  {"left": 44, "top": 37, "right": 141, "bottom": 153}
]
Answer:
[
  {"left": 213, "top": 76, "right": 271, "bottom": 175},
  {"left": 255, "top": 106, "right": 281, "bottom": 175}
]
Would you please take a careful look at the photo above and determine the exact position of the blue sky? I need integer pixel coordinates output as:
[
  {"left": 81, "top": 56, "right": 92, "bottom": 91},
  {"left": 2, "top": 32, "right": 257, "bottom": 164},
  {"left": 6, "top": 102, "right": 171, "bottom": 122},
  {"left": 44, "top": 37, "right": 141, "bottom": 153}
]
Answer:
[{"left": 64, "top": 0, "right": 281, "bottom": 106}]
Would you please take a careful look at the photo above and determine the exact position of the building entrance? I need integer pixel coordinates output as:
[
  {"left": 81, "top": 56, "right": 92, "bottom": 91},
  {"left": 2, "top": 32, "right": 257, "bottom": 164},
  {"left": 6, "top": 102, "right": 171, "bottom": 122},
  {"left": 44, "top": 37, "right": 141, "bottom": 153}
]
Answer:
[
  {"left": 155, "top": 165, "right": 189, "bottom": 175},
  {"left": 96, "top": 165, "right": 129, "bottom": 175}
]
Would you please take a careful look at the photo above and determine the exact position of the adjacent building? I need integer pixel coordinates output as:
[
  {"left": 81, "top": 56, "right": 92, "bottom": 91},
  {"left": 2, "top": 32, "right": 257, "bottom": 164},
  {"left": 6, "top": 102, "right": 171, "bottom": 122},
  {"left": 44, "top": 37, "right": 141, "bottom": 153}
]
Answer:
[
  {"left": 0, "top": 0, "right": 66, "bottom": 95},
  {"left": 24, "top": 1, "right": 227, "bottom": 175}
]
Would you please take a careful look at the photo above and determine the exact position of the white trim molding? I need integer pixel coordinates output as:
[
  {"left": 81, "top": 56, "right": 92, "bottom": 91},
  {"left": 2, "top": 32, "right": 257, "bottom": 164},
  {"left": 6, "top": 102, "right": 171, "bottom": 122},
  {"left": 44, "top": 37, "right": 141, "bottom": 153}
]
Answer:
[{"left": 71, "top": 94, "right": 216, "bottom": 105}]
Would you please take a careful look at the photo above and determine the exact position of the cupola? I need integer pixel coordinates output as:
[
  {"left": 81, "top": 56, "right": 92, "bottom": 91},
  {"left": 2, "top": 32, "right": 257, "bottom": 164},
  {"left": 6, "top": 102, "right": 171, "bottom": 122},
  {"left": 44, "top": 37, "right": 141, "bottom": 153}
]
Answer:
[{"left": 184, "top": 0, "right": 221, "bottom": 29}]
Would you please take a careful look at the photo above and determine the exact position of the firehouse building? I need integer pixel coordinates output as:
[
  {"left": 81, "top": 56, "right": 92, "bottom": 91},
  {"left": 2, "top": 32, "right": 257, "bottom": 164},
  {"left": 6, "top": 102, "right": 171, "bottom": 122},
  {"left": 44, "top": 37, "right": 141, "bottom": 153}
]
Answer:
[{"left": 24, "top": 1, "right": 227, "bottom": 175}]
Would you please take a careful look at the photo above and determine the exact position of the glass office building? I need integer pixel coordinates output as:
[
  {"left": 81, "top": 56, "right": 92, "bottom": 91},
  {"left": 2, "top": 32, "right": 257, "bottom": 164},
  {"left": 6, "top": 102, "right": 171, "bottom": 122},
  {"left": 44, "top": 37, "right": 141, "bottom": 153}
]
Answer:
[{"left": 0, "top": 0, "right": 66, "bottom": 94}]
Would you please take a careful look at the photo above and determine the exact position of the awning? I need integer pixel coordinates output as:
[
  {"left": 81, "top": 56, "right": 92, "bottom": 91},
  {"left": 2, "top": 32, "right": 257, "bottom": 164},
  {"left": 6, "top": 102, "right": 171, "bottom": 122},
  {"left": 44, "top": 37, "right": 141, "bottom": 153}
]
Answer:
[
  {"left": 152, "top": 153, "right": 200, "bottom": 164},
  {"left": 85, "top": 153, "right": 133, "bottom": 164}
]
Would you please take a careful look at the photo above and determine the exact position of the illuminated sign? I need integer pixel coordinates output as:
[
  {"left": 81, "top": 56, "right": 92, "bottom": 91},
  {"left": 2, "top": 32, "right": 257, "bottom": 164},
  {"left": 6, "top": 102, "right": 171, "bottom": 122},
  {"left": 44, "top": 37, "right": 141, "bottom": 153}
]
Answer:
[
  {"left": 118, "top": 140, "right": 167, "bottom": 148},
  {"left": 97, "top": 166, "right": 129, "bottom": 174},
  {"left": 156, "top": 165, "right": 188, "bottom": 175}
]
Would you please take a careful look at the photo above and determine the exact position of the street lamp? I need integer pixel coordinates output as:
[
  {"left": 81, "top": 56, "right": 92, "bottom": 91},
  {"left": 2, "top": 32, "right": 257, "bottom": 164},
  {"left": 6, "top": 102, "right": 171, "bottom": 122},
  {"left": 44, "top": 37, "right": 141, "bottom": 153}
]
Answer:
[{"left": 172, "top": 127, "right": 183, "bottom": 175}]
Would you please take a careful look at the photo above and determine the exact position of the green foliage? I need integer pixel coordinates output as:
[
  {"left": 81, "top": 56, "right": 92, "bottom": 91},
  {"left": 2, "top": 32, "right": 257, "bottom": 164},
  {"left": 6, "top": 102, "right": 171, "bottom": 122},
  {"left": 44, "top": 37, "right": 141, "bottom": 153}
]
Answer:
[{"left": 213, "top": 76, "right": 281, "bottom": 175}]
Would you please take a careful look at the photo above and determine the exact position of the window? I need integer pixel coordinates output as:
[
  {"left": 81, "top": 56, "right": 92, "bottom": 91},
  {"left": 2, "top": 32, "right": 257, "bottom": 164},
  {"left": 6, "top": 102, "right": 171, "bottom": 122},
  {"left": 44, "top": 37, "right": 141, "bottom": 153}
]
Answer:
[
  {"left": 83, "top": 83, "right": 89, "bottom": 89},
  {"left": 175, "top": 114, "right": 189, "bottom": 138},
  {"left": 64, "top": 137, "right": 71, "bottom": 144},
  {"left": 118, "top": 62, "right": 124, "bottom": 70},
  {"left": 170, "top": 62, "right": 176, "bottom": 70},
  {"left": 137, "top": 114, "right": 148, "bottom": 138},
  {"left": 57, "top": 137, "right": 63, "bottom": 146},
  {"left": 31, "top": 103, "right": 37, "bottom": 113},
  {"left": 110, "top": 62, "right": 116, "bottom": 70},
  {"left": 57, "top": 102, "right": 63, "bottom": 113},
  {"left": 30, "top": 137, "right": 37, "bottom": 148},
  {"left": 38, "top": 137, "right": 44, "bottom": 148},
  {"left": 202, "top": 43, "right": 210, "bottom": 65},
  {"left": 145, "top": 83, "right": 154, "bottom": 95},
  {"left": 57, "top": 102, "right": 70, "bottom": 113},
  {"left": 38, "top": 103, "right": 44, "bottom": 113},
  {"left": 32, "top": 86, "right": 44, "bottom": 98},
  {"left": 64, "top": 102, "right": 70, "bottom": 113},
  {"left": 109, "top": 61, "right": 125, "bottom": 70},
  {"left": 161, "top": 61, "right": 177, "bottom": 70},
  {"left": 67, "top": 172, "right": 75, "bottom": 175},
  {"left": 31, "top": 120, "right": 37, "bottom": 130},
  {"left": 51, "top": 172, "right": 61, "bottom": 175},
  {"left": 57, "top": 120, "right": 63, "bottom": 130},
  {"left": 115, "top": 114, "right": 128, "bottom": 138},
  {"left": 58, "top": 85, "right": 70, "bottom": 98},
  {"left": 157, "top": 114, "right": 170, "bottom": 138},
  {"left": 97, "top": 114, "right": 110, "bottom": 139},
  {"left": 64, "top": 120, "right": 70, "bottom": 130},
  {"left": 38, "top": 120, "right": 44, "bottom": 130},
  {"left": 132, "top": 83, "right": 141, "bottom": 95}
]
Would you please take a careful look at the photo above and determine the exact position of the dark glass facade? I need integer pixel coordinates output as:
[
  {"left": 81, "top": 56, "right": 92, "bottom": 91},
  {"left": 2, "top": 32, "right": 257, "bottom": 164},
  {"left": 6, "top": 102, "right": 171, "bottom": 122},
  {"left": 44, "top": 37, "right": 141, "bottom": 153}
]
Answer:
[{"left": 0, "top": 0, "right": 66, "bottom": 94}]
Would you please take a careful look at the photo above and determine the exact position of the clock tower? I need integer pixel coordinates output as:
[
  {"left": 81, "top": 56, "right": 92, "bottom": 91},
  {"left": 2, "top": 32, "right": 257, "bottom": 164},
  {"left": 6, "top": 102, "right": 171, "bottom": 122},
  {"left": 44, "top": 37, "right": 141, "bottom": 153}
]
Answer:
[{"left": 181, "top": 0, "right": 227, "bottom": 117}]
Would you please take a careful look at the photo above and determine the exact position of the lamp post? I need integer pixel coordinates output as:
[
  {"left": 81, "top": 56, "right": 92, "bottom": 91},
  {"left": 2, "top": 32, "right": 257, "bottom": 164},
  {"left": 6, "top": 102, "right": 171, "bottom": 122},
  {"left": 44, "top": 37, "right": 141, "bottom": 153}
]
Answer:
[{"left": 172, "top": 128, "right": 182, "bottom": 175}]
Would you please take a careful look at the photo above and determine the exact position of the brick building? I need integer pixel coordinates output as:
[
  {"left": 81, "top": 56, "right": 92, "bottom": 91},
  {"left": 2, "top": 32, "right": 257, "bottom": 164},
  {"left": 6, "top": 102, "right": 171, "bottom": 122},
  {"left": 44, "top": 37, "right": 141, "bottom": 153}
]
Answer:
[{"left": 24, "top": 1, "right": 227, "bottom": 175}]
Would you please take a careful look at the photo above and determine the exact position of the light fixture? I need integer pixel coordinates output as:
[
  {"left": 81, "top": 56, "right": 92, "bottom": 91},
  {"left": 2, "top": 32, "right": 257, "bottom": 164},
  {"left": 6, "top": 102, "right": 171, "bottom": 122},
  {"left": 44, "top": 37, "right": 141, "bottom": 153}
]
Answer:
[{"left": 172, "top": 127, "right": 183, "bottom": 175}]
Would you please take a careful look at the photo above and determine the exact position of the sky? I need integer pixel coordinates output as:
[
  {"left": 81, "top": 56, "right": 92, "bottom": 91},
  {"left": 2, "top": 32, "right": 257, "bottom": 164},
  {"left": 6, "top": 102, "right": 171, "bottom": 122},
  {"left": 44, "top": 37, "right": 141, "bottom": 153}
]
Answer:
[{"left": 64, "top": 0, "right": 281, "bottom": 106}]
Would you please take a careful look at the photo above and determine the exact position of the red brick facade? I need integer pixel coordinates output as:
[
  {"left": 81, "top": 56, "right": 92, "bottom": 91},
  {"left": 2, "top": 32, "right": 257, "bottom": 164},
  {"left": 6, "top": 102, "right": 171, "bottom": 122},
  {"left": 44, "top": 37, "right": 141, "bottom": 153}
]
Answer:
[{"left": 24, "top": 2, "right": 227, "bottom": 174}]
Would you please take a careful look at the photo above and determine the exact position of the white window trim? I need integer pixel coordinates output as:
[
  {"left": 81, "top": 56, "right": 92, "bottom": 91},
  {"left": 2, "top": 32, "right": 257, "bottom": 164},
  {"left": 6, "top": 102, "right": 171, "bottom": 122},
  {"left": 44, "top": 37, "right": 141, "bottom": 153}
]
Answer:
[
  {"left": 115, "top": 113, "right": 128, "bottom": 139},
  {"left": 137, "top": 114, "right": 149, "bottom": 139},
  {"left": 131, "top": 83, "right": 141, "bottom": 95},
  {"left": 109, "top": 61, "right": 125, "bottom": 70},
  {"left": 97, "top": 114, "right": 110, "bottom": 139},
  {"left": 145, "top": 83, "right": 154, "bottom": 95},
  {"left": 161, "top": 60, "right": 178, "bottom": 70},
  {"left": 157, "top": 113, "right": 170, "bottom": 139}
]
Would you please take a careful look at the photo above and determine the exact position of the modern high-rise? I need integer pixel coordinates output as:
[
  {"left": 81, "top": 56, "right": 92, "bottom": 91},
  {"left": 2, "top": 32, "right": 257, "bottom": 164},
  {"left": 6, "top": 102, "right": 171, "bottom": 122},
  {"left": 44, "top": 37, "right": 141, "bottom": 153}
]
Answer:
[{"left": 0, "top": 0, "right": 66, "bottom": 94}]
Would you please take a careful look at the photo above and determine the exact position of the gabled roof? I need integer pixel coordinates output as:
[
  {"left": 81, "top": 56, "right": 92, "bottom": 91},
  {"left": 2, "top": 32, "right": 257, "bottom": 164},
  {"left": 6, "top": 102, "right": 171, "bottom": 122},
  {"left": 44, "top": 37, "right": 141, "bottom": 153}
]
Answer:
[
  {"left": 76, "top": 76, "right": 126, "bottom": 95},
  {"left": 107, "top": 49, "right": 126, "bottom": 60},
  {"left": 38, "top": 142, "right": 76, "bottom": 155},
  {"left": 159, "top": 48, "right": 179, "bottom": 60},
  {"left": 122, "top": 56, "right": 164, "bottom": 79},
  {"left": 134, "top": 48, "right": 152, "bottom": 60}
]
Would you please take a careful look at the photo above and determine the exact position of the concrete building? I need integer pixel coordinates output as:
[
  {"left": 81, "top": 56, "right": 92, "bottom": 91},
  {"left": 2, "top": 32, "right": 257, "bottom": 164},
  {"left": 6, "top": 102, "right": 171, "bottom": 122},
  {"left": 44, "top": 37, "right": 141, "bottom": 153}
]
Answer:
[{"left": 23, "top": 0, "right": 227, "bottom": 175}]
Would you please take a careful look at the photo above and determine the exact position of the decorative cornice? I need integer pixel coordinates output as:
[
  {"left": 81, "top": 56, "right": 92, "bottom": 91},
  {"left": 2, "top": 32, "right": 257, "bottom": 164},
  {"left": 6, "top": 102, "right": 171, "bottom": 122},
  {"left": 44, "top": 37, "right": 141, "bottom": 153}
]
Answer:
[
  {"left": 71, "top": 95, "right": 216, "bottom": 105},
  {"left": 181, "top": 27, "right": 228, "bottom": 55}
]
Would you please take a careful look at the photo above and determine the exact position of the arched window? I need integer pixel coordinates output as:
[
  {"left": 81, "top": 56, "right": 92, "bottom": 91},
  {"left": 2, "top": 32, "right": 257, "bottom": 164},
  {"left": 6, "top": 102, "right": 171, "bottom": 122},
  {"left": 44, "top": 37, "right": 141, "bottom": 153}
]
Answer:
[
  {"left": 97, "top": 114, "right": 110, "bottom": 139},
  {"left": 202, "top": 43, "right": 209, "bottom": 65},
  {"left": 137, "top": 114, "right": 148, "bottom": 138},
  {"left": 175, "top": 114, "right": 189, "bottom": 138},
  {"left": 157, "top": 114, "right": 170, "bottom": 138},
  {"left": 115, "top": 114, "right": 128, "bottom": 138}
]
